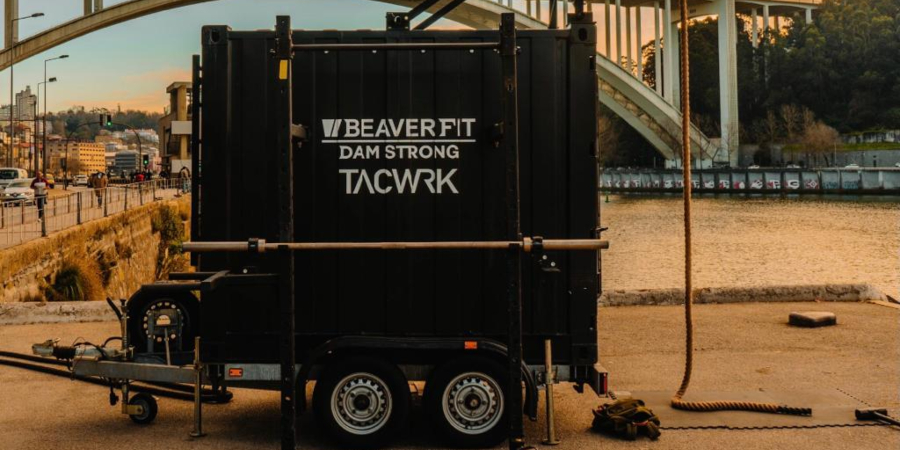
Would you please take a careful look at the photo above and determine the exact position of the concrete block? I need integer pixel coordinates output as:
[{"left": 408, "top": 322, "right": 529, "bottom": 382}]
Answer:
[{"left": 789, "top": 311, "right": 837, "bottom": 328}]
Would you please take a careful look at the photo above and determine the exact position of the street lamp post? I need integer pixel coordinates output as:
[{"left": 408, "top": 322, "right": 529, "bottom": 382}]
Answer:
[
  {"left": 7, "top": 12, "right": 45, "bottom": 169},
  {"left": 37, "top": 77, "right": 57, "bottom": 173},
  {"left": 43, "top": 55, "right": 68, "bottom": 173}
]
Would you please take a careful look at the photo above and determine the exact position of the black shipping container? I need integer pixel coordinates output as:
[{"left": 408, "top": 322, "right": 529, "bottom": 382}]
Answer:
[{"left": 193, "top": 19, "right": 599, "bottom": 379}]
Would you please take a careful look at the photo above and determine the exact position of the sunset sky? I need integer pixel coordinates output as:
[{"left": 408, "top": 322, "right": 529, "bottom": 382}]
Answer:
[{"left": 3, "top": 0, "right": 664, "bottom": 113}]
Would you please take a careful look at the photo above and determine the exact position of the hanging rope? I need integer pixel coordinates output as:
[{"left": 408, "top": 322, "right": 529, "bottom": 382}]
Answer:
[{"left": 669, "top": 0, "right": 810, "bottom": 417}]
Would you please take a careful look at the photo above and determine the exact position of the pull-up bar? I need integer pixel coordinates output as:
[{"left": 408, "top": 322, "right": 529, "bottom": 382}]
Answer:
[{"left": 182, "top": 238, "right": 608, "bottom": 254}]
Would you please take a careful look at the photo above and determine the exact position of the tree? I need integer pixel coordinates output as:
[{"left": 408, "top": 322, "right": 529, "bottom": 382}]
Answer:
[
  {"left": 801, "top": 121, "right": 840, "bottom": 167},
  {"left": 779, "top": 104, "right": 802, "bottom": 144},
  {"left": 597, "top": 115, "right": 621, "bottom": 167},
  {"left": 66, "top": 158, "right": 83, "bottom": 175}
]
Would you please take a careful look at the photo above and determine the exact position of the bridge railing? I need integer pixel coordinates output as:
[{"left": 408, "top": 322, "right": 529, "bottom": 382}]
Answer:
[{"left": 0, "top": 178, "right": 191, "bottom": 250}]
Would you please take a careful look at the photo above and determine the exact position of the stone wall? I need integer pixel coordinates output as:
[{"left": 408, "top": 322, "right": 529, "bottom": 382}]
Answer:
[{"left": 0, "top": 196, "right": 189, "bottom": 303}]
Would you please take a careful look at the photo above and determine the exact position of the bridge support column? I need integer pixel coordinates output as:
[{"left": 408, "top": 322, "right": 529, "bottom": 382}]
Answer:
[
  {"left": 805, "top": 8, "right": 812, "bottom": 24},
  {"left": 94, "top": 0, "right": 104, "bottom": 12},
  {"left": 83, "top": 0, "right": 92, "bottom": 15},
  {"left": 763, "top": 4, "right": 770, "bottom": 40},
  {"left": 663, "top": 0, "right": 674, "bottom": 102},
  {"left": 671, "top": 20, "right": 680, "bottom": 109},
  {"left": 615, "top": 0, "right": 622, "bottom": 66},
  {"left": 5, "top": 0, "right": 18, "bottom": 48},
  {"left": 603, "top": 0, "right": 612, "bottom": 59},
  {"left": 636, "top": 6, "right": 642, "bottom": 80},
  {"left": 625, "top": 7, "right": 632, "bottom": 72},
  {"left": 717, "top": 0, "right": 739, "bottom": 166},
  {"left": 751, "top": 8, "right": 758, "bottom": 48},
  {"left": 654, "top": 1, "right": 662, "bottom": 94}
]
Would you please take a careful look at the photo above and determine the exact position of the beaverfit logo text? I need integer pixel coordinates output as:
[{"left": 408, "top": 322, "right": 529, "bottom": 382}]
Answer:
[{"left": 322, "top": 118, "right": 475, "bottom": 195}]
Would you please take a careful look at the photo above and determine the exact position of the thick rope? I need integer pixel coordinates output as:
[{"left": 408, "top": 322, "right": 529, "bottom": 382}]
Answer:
[{"left": 669, "top": 0, "right": 810, "bottom": 417}]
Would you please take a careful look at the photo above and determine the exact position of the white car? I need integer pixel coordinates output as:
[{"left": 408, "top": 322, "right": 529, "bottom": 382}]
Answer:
[
  {"left": 845, "top": 163, "right": 860, "bottom": 169},
  {"left": 0, "top": 167, "right": 28, "bottom": 189},
  {"left": 1, "top": 179, "right": 35, "bottom": 204},
  {"left": 894, "top": 162, "right": 900, "bottom": 168},
  {"left": 786, "top": 164, "right": 801, "bottom": 169},
  {"left": 73, "top": 174, "right": 89, "bottom": 187},
  {"left": 748, "top": 165, "right": 760, "bottom": 169}
]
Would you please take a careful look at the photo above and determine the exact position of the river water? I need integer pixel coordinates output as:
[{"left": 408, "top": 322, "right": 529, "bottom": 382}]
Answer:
[{"left": 599, "top": 195, "right": 900, "bottom": 299}]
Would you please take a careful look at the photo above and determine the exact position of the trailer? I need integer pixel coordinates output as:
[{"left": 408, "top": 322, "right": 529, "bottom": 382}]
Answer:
[{"left": 33, "top": 6, "right": 606, "bottom": 449}]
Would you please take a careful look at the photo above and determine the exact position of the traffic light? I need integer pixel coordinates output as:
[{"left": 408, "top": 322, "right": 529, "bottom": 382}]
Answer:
[
  {"left": 106, "top": 114, "right": 113, "bottom": 127},
  {"left": 100, "top": 114, "right": 112, "bottom": 127},
  {"left": 142, "top": 154, "right": 150, "bottom": 167}
]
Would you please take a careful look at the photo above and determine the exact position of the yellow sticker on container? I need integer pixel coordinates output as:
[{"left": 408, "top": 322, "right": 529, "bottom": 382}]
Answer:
[{"left": 278, "top": 60, "right": 289, "bottom": 80}]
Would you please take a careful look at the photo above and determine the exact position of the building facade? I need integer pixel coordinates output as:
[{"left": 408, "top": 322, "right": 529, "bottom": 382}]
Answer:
[
  {"left": 158, "top": 81, "right": 192, "bottom": 173},
  {"left": 47, "top": 140, "right": 107, "bottom": 175}
]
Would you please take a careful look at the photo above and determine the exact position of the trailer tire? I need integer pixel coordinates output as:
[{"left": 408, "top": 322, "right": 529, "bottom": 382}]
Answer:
[
  {"left": 424, "top": 355, "right": 508, "bottom": 448},
  {"left": 313, "top": 356, "right": 410, "bottom": 448},
  {"left": 128, "top": 393, "right": 158, "bottom": 425}
]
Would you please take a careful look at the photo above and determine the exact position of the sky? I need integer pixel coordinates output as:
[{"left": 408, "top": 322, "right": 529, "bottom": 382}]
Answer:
[{"left": 1, "top": 0, "right": 688, "bottom": 113}]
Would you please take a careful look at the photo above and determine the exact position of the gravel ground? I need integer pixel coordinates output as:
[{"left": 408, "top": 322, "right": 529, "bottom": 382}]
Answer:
[{"left": 0, "top": 301, "right": 897, "bottom": 450}]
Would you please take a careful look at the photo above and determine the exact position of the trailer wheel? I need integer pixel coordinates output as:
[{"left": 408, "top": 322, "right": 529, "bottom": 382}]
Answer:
[
  {"left": 313, "top": 356, "right": 410, "bottom": 448},
  {"left": 424, "top": 356, "right": 508, "bottom": 448},
  {"left": 128, "top": 393, "right": 158, "bottom": 425}
]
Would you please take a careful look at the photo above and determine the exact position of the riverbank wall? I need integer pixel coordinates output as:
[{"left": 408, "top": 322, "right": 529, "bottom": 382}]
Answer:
[
  {"left": 0, "top": 197, "right": 190, "bottom": 304},
  {"left": 600, "top": 168, "right": 900, "bottom": 194},
  {"left": 600, "top": 284, "right": 891, "bottom": 307}
]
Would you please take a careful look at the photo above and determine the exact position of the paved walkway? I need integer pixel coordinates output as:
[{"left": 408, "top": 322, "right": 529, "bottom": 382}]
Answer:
[{"left": 0, "top": 301, "right": 895, "bottom": 449}]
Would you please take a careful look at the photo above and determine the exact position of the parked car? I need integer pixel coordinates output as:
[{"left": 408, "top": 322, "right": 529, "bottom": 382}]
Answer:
[
  {"left": 73, "top": 174, "right": 89, "bottom": 186},
  {"left": 0, "top": 167, "right": 28, "bottom": 189},
  {"left": 45, "top": 174, "right": 55, "bottom": 189},
  {"left": 1, "top": 179, "right": 35, "bottom": 204},
  {"left": 844, "top": 163, "right": 860, "bottom": 169},
  {"left": 786, "top": 164, "right": 801, "bottom": 169},
  {"left": 748, "top": 165, "right": 760, "bottom": 169},
  {"left": 894, "top": 162, "right": 900, "bottom": 168}
]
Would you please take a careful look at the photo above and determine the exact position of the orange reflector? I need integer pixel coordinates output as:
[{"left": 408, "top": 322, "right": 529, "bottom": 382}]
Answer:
[
  {"left": 464, "top": 341, "right": 478, "bottom": 350},
  {"left": 228, "top": 368, "right": 243, "bottom": 378},
  {"left": 278, "top": 60, "right": 289, "bottom": 80}
]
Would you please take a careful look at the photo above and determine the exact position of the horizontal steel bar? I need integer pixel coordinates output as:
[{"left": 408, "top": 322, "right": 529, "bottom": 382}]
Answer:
[
  {"left": 182, "top": 238, "right": 609, "bottom": 253},
  {"left": 168, "top": 272, "right": 220, "bottom": 281},
  {"left": 292, "top": 42, "right": 500, "bottom": 52},
  {"left": 73, "top": 359, "right": 196, "bottom": 384},
  {"left": 141, "top": 282, "right": 202, "bottom": 293}
]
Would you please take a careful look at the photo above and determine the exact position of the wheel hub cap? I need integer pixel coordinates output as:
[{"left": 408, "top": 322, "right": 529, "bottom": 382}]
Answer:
[
  {"left": 331, "top": 373, "right": 392, "bottom": 435},
  {"left": 443, "top": 372, "right": 504, "bottom": 435}
]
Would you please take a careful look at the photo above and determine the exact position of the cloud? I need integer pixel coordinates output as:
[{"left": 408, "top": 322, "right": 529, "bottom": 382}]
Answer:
[{"left": 124, "top": 67, "right": 192, "bottom": 84}]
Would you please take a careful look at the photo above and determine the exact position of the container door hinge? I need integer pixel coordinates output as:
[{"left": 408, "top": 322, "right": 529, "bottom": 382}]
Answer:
[
  {"left": 291, "top": 124, "right": 308, "bottom": 145},
  {"left": 492, "top": 121, "right": 504, "bottom": 148}
]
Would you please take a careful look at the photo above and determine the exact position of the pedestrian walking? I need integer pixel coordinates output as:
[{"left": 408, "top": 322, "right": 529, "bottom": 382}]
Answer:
[
  {"left": 94, "top": 172, "right": 108, "bottom": 206},
  {"left": 30, "top": 171, "right": 48, "bottom": 221}
]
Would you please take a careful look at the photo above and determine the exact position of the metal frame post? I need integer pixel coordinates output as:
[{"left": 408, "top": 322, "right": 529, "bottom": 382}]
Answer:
[
  {"left": 274, "top": 15, "right": 297, "bottom": 450},
  {"left": 499, "top": 13, "right": 525, "bottom": 450},
  {"left": 190, "top": 336, "right": 205, "bottom": 437},
  {"left": 76, "top": 192, "right": 81, "bottom": 224},
  {"left": 542, "top": 339, "right": 559, "bottom": 445}
]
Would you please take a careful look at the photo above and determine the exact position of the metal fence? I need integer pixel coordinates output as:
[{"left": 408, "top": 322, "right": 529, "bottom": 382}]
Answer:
[{"left": 0, "top": 178, "right": 191, "bottom": 250}]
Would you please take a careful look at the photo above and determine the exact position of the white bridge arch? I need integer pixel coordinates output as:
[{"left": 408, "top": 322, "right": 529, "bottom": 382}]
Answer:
[{"left": 0, "top": 0, "right": 819, "bottom": 163}]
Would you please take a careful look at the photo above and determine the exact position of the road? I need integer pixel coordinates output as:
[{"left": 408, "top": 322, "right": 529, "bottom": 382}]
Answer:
[{"left": 0, "top": 301, "right": 897, "bottom": 450}]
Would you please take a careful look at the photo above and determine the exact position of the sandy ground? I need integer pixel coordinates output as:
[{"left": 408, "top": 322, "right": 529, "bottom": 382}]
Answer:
[{"left": 0, "top": 301, "right": 897, "bottom": 450}]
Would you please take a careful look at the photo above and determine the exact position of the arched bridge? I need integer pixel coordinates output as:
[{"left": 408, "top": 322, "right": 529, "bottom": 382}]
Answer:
[{"left": 2, "top": 0, "right": 818, "bottom": 163}]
